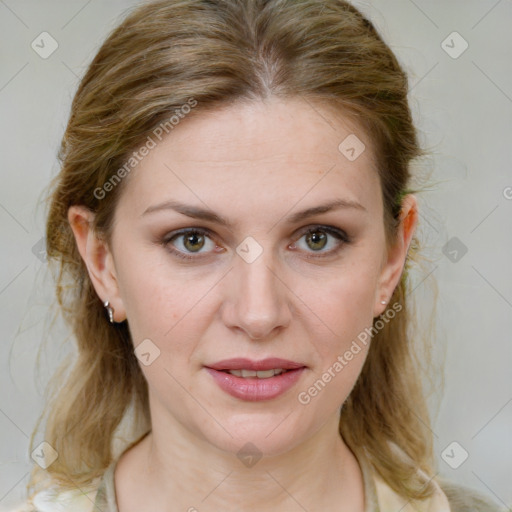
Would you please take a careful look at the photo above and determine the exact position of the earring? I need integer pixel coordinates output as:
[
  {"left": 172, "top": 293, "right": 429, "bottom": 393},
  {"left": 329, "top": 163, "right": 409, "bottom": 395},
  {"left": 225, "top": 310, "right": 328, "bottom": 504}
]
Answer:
[
  {"left": 380, "top": 300, "right": 387, "bottom": 305},
  {"left": 103, "top": 300, "right": 114, "bottom": 323}
]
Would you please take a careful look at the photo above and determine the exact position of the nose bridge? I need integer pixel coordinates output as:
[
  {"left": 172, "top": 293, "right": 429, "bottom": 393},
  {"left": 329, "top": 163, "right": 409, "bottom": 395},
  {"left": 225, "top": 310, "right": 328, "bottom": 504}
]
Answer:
[{"left": 228, "top": 240, "right": 290, "bottom": 339}]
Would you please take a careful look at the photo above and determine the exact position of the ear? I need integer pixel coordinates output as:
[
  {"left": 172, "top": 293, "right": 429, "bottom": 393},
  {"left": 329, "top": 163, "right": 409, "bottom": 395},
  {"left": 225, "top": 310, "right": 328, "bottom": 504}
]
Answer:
[
  {"left": 67, "top": 205, "right": 126, "bottom": 322},
  {"left": 373, "top": 194, "right": 418, "bottom": 317}
]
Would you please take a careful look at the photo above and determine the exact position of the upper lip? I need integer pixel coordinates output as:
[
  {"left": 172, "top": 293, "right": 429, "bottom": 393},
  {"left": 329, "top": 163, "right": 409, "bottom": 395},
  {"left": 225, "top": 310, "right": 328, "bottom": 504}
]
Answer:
[{"left": 205, "top": 358, "right": 305, "bottom": 371}]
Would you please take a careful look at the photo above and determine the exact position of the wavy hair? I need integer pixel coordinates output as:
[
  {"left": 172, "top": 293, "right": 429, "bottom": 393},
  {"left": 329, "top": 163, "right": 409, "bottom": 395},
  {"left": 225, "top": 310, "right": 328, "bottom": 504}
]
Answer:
[{"left": 28, "top": 0, "right": 438, "bottom": 503}]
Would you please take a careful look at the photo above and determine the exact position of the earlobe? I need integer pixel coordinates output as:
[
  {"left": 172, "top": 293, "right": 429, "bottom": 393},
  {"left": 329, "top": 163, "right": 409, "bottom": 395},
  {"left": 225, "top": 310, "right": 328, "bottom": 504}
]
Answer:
[
  {"left": 373, "top": 194, "right": 418, "bottom": 317},
  {"left": 67, "top": 206, "right": 126, "bottom": 322}
]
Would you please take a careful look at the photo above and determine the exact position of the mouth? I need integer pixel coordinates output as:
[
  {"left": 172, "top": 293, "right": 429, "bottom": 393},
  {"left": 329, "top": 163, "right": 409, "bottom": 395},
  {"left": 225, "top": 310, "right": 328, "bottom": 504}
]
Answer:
[
  {"left": 217, "top": 368, "right": 294, "bottom": 378},
  {"left": 204, "top": 358, "right": 307, "bottom": 401}
]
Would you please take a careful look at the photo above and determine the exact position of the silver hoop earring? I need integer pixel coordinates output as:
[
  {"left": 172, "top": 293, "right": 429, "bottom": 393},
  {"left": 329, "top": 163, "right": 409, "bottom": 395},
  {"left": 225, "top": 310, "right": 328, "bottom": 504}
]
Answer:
[{"left": 103, "top": 300, "right": 115, "bottom": 324}]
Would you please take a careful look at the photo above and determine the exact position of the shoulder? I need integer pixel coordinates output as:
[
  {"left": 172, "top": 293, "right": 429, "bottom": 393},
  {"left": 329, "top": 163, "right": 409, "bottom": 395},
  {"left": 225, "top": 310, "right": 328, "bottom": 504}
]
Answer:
[
  {"left": 2, "top": 503, "right": 34, "bottom": 512},
  {"left": 3, "top": 484, "right": 100, "bottom": 512},
  {"left": 438, "top": 478, "right": 509, "bottom": 512}
]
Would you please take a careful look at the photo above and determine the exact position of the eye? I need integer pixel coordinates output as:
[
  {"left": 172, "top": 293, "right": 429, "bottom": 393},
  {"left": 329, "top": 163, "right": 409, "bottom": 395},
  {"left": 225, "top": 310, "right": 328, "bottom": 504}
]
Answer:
[
  {"left": 162, "top": 225, "right": 350, "bottom": 261},
  {"left": 290, "top": 225, "right": 350, "bottom": 257},
  {"left": 163, "top": 228, "right": 219, "bottom": 260}
]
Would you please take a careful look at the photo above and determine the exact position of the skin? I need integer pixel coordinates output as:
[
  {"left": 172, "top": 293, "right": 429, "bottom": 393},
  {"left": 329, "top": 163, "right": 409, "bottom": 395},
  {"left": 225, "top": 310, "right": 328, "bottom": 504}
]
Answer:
[{"left": 69, "top": 96, "right": 418, "bottom": 512}]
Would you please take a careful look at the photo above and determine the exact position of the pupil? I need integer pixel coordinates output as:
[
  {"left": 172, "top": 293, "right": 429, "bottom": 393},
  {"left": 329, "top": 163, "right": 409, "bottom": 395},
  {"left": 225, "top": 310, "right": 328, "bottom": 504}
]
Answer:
[
  {"left": 307, "top": 231, "right": 326, "bottom": 250},
  {"left": 185, "top": 233, "right": 204, "bottom": 252}
]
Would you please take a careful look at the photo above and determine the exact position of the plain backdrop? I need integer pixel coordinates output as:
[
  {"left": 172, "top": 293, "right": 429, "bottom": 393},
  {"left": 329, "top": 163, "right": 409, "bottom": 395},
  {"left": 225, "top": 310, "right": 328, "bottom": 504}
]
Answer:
[{"left": 1, "top": 0, "right": 511, "bottom": 509}]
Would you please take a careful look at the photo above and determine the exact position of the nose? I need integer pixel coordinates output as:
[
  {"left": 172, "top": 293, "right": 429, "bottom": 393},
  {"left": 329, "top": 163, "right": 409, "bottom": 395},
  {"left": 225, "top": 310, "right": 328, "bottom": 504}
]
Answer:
[{"left": 221, "top": 248, "right": 292, "bottom": 340}]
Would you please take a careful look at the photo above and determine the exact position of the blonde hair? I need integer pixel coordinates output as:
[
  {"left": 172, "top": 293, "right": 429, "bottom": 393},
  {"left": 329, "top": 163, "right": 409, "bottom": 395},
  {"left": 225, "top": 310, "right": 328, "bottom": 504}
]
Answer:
[{"left": 29, "top": 0, "right": 438, "bottom": 503}]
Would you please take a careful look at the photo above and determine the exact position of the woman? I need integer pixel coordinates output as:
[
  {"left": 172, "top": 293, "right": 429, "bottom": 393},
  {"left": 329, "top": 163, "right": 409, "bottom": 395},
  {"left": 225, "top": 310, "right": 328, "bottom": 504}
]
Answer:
[{"left": 11, "top": 0, "right": 505, "bottom": 511}]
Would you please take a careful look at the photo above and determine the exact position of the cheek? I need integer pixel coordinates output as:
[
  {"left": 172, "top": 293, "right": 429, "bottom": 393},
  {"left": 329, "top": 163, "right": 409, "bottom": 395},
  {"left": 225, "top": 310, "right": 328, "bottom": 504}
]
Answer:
[
  {"left": 294, "top": 270, "right": 377, "bottom": 409},
  {"left": 115, "top": 246, "right": 219, "bottom": 351},
  {"left": 298, "top": 257, "right": 381, "bottom": 353}
]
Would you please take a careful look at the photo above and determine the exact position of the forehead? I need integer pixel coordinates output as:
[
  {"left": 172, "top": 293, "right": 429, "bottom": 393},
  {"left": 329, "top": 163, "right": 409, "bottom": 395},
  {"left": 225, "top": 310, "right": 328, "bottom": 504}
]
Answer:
[{"left": 116, "top": 96, "right": 382, "bottom": 221}]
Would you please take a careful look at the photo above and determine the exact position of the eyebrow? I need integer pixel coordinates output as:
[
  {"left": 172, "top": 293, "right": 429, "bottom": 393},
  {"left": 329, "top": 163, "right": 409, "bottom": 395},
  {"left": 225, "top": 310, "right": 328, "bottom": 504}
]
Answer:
[{"left": 141, "top": 198, "right": 367, "bottom": 227}]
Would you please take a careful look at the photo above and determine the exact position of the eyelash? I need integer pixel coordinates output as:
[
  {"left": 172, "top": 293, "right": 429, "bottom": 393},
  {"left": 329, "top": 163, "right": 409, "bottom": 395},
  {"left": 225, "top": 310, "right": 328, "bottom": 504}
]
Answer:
[{"left": 161, "top": 225, "right": 351, "bottom": 261}]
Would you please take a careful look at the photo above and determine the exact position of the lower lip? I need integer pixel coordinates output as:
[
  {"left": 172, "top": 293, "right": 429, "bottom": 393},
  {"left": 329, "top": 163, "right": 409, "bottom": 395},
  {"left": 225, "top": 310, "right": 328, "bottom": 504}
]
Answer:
[{"left": 205, "top": 367, "right": 306, "bottom": 401}]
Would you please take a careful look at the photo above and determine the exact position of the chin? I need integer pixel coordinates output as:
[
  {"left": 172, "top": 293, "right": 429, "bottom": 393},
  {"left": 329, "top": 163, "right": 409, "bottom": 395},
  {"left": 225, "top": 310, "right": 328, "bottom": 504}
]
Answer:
[{"left": 197, "top": 412, "right": 310, "bottom": 460}]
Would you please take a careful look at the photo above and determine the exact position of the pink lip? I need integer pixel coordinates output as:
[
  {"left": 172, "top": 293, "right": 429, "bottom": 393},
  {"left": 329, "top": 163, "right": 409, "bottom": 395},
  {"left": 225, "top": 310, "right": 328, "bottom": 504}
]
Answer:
[
  {"left": 205, "top": 357, "right": 305, "bottom": 371},
  {"left": 204, "top": 366, "right": 306, "bottom": 401}
]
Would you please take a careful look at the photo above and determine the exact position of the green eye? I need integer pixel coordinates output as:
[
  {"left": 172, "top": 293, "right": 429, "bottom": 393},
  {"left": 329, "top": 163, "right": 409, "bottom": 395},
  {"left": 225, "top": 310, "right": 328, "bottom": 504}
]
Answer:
[
  {"left": 182, "top": 232, "right": 206, "bottom": 252},
  {"left": 292, "top": 225, "right": 350, "bottom": 258},
  {"left": 163, "top": 228, "right": 215, "bottom": 260},
  {"left": 162, "top": 225, "right": 351, "bottom": 262},
  {"left": 305, "top": 230, "right": 328, "bottom": 251}
]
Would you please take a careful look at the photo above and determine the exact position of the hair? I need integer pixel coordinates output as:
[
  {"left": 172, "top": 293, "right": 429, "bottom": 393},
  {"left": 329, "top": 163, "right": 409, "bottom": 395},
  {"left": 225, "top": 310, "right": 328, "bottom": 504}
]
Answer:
[{"left": 28, "top": 0, "right": 439, "bottom": 503}]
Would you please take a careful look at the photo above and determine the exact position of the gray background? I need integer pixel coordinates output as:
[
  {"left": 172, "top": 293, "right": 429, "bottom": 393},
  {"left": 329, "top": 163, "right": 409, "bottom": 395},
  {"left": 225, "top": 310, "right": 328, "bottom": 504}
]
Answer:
[{"left": 1, "top": 0, "right": 511, "bottom": 509}]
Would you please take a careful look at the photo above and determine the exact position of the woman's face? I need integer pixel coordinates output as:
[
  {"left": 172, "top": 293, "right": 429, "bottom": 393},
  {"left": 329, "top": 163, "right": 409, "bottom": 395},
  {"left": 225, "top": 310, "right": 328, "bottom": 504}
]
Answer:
[{"left": 100, "top": 97, "right": 411, "bottom": 456}]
